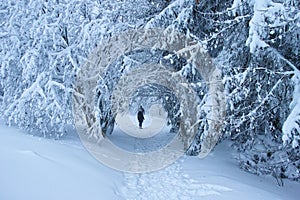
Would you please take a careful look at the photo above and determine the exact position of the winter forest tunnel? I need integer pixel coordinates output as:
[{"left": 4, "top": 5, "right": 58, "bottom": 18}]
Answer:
[
  {"left": 95, "top": 47, "right": 207, "bottom": 149},
  {"left": 74, "top": 29, "right": 225, "bottom": 160}
]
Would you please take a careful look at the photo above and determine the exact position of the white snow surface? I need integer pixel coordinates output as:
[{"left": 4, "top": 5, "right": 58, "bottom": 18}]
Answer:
[{"left": 1, "top": 118, "right": 300, "bottom": 200}]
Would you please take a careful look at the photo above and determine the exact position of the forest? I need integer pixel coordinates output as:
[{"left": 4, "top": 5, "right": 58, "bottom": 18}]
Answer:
[{"left": 0, "top": 0, "right": 299, "bottom": 182}]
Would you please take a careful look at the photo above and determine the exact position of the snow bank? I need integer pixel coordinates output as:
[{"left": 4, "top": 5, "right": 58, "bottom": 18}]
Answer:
[{"left": 0, "top": 121, "right": 122, "bottom": 200}]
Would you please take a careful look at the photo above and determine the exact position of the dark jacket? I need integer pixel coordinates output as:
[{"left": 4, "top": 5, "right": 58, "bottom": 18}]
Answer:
[{"left": 137, "top": 111, "right": 144, "bottom": 122}]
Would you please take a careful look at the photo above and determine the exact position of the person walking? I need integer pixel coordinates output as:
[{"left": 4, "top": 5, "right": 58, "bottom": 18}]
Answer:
[{"left": 137, "top": 105, "right": 145, "bottom": 129}]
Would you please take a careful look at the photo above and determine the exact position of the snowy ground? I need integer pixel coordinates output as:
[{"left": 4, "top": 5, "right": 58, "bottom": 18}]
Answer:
[
  {"left": 1, "top": 117, "right": 300, "bottom": 200},
  {"left": 111, "top": 104, "right": 176, "bottom": 153}
]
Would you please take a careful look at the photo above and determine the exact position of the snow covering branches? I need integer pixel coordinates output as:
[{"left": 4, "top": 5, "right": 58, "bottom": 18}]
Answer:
[
  {"left": 244, "top": 0, "right": 299, "bottom": 54},
  {"left": 223, "top": 0, "right": 300, "bottom": 181},
  {"left": 0, "top": 0, "right": 169, "bottom": 137},
  {"left": 0, "top": 0, "right": 299, "bottom": 181},
  {"left": 282, "top": 75, "right": 300, "bottom": 148},
  {"left": 240, "top": 0, "right": 300, "bottom": 151}
]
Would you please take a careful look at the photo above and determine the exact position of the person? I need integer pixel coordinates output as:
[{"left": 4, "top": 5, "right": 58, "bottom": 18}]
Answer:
[{"left": 137, "top": 105, "right": 145, "bottom": 129}]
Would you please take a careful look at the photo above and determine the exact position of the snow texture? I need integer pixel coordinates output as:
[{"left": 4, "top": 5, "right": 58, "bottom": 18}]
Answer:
[{"left": 1, "top": 120, "right": 300, "bottom": 200}]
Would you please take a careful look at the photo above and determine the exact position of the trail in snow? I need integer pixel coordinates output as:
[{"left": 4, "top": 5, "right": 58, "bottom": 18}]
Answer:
[
  {"left": 110, "top": 105, "right": 233, "bottom": 199},
  {"left": 109, "top": 104, "right": 176, "bottom": 153},
  {"left": 118, "top": 159, "right": 232, "bottom": 200},
  {"left": 110, "top": 106, "right": 228, "bottom": 199}
]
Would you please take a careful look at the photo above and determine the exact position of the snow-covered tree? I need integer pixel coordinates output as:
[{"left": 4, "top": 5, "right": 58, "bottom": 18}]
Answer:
[
  {"left": 144, "top": 0, "right": 299, "bottom": 181},
  {"left": 207, "top": 0, "right": 299, "bottom": 182},
  {"left": 0, "top": 0, "right": 170, "bottom": 137}
]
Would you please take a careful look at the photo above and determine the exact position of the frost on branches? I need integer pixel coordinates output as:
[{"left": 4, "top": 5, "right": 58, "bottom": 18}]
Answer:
[
  {"left": 223, "top": 0, "right": 300, "bottom": 182},
  {"left": 0, "top": 0, "right": 168, "bottom": 138},
  {"left": 283, "top": 75, "right": 300, "bottom": 149},
  {"left": 147, "top": 0, "right": 300, "bottom": 181}
]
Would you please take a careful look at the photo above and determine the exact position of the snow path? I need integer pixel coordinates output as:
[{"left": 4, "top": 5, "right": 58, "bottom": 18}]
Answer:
[
  {"left": 109, "top": 104, "right": 176, "bottom": 153},
  {"left": 112, "top": 107, "right": 232, "bottom": 199},
  {"left": 115, "top": 104, "right": 168, "bottom": 138},
  {"left": 118, "top": 160, "right": 232, "bottom": 199}
]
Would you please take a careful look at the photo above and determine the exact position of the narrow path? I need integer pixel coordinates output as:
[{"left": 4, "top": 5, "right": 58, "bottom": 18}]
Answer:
[
  {"left": 117, "top": 158, "right": 232, "bottom": 200},
  {"left": 108, "top": 104, "right": 176, "bottom": 153},
  {"left": 110, "top": 105, "right": 232, "bottom": 199}
]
